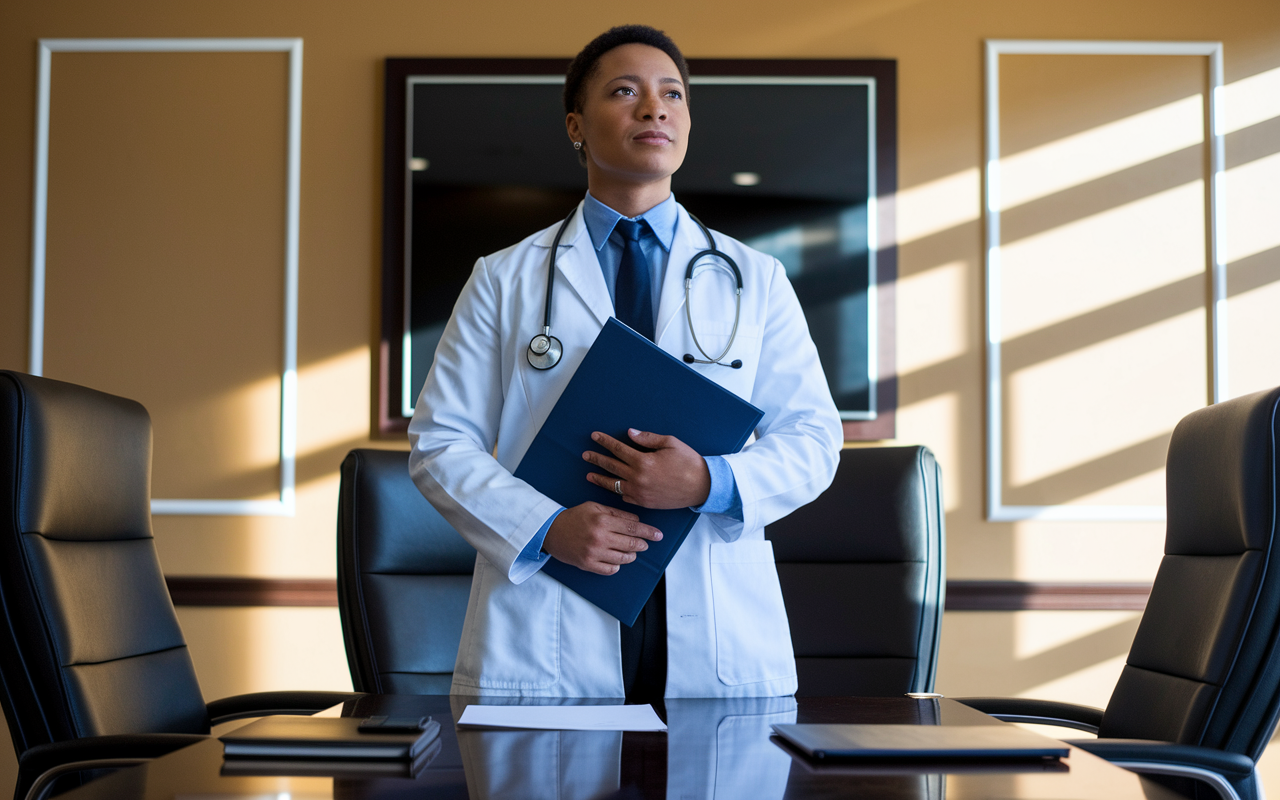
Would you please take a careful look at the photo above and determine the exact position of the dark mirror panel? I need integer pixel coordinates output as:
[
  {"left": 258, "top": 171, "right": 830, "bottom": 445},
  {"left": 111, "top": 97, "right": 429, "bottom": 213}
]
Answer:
[{"left": 381, "top": 59, "right": 896, "bottom": 439}]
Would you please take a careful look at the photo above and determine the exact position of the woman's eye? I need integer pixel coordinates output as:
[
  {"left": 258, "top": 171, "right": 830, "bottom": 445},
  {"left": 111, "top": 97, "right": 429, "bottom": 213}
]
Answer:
[
  {"left": 667, "top": 91, "right": 683, "bottom": 100},
  {"left": 614, "top": 86, "right": 636, "bottom": 96}
]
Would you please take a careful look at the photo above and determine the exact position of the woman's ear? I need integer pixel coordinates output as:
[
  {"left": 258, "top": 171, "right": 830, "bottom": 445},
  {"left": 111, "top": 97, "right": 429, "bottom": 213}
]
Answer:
[
  {"left": 566, "top": 113, "right": 588, "bottom": 165},
  {"left": 565, "top": 112, "right": 583, "bottom": 145}
]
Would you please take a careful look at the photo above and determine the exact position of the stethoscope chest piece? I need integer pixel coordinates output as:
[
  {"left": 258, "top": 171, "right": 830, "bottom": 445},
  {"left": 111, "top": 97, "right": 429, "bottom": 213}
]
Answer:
[{"left": 527, "top": 331, "right": 562, "bottom": 370}]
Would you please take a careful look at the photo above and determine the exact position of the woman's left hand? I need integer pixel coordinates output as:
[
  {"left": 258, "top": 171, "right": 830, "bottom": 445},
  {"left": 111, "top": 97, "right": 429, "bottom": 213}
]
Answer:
[{"left": 584, "top": 429, "right": 711, "bottom": 509}]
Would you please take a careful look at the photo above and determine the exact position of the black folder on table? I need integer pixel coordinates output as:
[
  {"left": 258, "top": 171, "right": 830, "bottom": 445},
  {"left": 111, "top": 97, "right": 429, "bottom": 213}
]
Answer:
[
  {"left": 220, "top": 716, "right": 440, "bottom": 761},
  {"left": 513, "top": 318, "right": 763, "bottom": 626},
  {"left": 771, "top": 724, "right": 1070, "bottom": 761}
]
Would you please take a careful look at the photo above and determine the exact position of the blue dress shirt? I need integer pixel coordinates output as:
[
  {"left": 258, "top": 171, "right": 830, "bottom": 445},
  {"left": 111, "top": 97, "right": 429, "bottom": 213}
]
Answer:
[{"left": 518, "top": 194, "right": 744, "bottom": 565}]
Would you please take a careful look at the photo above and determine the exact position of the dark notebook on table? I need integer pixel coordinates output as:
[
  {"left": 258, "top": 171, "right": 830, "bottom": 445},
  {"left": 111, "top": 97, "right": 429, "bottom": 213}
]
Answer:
[
  {"left": 771, "top": 724, "right": 1070, "bottom": 761},
  {"left": 513, "top": 318, "right": 764, "bottom": 626},
  {"left": 220, "top": 716, "right": 440, "bottom": 761}
]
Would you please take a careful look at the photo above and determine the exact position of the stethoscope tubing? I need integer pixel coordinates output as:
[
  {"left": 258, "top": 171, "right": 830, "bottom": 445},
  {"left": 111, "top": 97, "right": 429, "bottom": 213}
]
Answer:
[{"left": 528, "top": 207, "right": 744, "bottom": 370}]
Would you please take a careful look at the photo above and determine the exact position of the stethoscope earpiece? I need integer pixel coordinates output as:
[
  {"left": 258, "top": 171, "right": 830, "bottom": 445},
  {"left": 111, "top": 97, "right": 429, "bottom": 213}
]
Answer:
[
  {"left": 684, "top": 353, "right": 742, "bottom": 369},
  {"left": 531, "top": 209, "right": 745, "bottom": 372}
]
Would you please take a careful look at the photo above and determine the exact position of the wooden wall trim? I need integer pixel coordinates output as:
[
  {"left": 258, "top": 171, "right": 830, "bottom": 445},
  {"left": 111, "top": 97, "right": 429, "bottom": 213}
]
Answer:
[
  {"left": 945, "top": 581, "right": 1151, "bottom": 611},
  {"left": 165, "top": 577, "right": 1151, "bottom": 611},
  {"left": 166, "top": 576, "right": 338, "bottom": 607}
]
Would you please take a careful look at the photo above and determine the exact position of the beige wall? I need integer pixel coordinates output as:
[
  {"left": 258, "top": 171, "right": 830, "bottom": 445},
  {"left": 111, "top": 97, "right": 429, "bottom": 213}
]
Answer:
[{"left": 1, "top": 0, "right": 1278, "bottom": 794}]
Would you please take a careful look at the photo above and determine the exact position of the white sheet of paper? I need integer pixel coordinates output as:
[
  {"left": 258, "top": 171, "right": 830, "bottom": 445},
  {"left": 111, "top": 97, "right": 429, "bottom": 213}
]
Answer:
[{"left": 456, "top": 704, "right": 667, "bottom": 731}]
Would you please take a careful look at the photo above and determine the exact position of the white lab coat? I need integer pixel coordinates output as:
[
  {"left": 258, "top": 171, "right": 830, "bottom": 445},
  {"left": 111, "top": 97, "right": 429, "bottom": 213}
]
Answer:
[{"left": 408, "top": 200, "right": 842, "bottom": 698}]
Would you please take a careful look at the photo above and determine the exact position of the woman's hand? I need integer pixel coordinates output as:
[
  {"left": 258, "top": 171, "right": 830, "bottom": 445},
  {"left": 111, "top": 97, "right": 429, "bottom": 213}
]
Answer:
[
  {"left": 584, "top": 429, "right": 712, "bottom": 509},
  {"left": 543, "top": 502, "right": 663, "bottom": 575}
]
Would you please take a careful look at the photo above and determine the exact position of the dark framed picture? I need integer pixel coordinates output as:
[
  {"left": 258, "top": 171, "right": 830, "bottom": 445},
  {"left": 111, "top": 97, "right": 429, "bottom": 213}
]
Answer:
[{"left": 379, "top": 58, "right": 897, "bottom": 440}]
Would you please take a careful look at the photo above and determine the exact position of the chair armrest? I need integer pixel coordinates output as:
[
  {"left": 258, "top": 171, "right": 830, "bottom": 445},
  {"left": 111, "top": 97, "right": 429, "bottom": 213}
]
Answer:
[
  {"left": 206, "top": 690, "right": 365, "bottom": 724},
  {"left": 18, "top": 734, "right": 208, "bottom": 800},
  {"left": 1066, "top": 739, "right": 1256, "bottom": 800},
  {"left": 955, "top": 697, "right": 1104, "bottom": 734},
  {"left": 19, "top": 734, "right": 208, "bottom": 775},
  {"left": 1066, "top": 738, "right": 1255, "bottom": 779}
]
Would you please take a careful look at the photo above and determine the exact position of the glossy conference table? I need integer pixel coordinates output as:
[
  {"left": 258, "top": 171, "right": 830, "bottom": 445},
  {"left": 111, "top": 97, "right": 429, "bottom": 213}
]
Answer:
[{"left": 56, "top": 694, "right": 1183, "bottom": 799}]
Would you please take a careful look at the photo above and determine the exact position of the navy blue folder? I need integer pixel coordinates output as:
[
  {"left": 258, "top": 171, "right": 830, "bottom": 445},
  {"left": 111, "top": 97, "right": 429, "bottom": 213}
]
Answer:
[{"left": 513, "top": 318, "right": 764, "bottom": 626}]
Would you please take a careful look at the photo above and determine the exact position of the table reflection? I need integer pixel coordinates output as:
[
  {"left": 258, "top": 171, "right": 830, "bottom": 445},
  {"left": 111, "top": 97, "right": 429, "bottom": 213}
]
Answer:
[
  {"left": 51, "top": 696, "right": 1178, "bottom": 800},
  {"left": 666, "top": 697, "right": 796, "bottom": 800}
]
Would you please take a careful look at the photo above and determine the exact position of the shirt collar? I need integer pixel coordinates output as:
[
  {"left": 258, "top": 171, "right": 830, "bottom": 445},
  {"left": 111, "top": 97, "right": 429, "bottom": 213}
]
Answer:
[{"left": 582, "top": 191, "right": 678, "bottom": 253}]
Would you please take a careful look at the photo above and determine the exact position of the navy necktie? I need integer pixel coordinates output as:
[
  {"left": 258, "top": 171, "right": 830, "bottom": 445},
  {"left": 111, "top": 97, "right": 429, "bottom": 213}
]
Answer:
[
  {"left": 611, "top": 218, "right": 665, "bottom": 702},
  {"left": 613, "top": 219, "right": 655, "bottom": 341}
]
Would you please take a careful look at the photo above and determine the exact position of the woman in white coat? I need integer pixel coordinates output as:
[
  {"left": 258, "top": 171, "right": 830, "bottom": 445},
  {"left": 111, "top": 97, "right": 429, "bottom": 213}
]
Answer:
[{"left": 408, "top": 25, "right": 843, "bottom": 700}]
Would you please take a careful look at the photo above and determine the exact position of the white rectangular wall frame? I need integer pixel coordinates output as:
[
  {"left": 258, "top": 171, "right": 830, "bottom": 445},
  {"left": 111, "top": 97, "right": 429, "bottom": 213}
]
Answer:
[
  {"left": 983, "top": 39, "right": 1226, "bottom": 523},
  {"left": 30, "top": 38, "right": 303, "bottom": 517},
  {"left": 401, "top": 74, "right": 878, "bottom": 421}
]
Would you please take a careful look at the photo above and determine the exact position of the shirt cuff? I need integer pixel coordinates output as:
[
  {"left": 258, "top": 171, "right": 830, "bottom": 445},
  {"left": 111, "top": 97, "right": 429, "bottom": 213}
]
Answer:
[
  {"left": 517, "top": 507, "right": 564, "bottom": 563},
  {"left": 692, "top": 455, "right": 744, "bottom": 521}
]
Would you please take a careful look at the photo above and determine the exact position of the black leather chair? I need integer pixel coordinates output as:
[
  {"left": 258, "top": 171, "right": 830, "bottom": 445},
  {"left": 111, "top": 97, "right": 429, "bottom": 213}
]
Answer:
[
  {"left": 961, "top": 386, "right": 1280, "bottom": 800},
  {"left": 338, "top": 444, "right": 945, "bottom": 698},
  {"left": 0, "top": 371, "right": 357, "bottom": 800},
  {"left": 767, "top": 445, "right": 945, "bottom": 696},
  {"left": 338, "top": 448, "right": 476, "bottom": 694}
]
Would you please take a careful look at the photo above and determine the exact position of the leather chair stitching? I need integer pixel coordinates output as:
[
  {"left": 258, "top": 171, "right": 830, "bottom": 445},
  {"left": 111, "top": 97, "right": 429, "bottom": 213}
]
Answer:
[{"left": 62, "top": 643, "right": 189, "bottom": 669}]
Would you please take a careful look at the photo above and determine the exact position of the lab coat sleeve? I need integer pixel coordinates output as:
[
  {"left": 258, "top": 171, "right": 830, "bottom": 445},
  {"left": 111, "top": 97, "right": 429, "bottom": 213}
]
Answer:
[
  {"left": 407, "top": 256, "right": 564, "bottom": 584},
  {"left": 716, "top": 258, "right": 843, "bottom": 539}
]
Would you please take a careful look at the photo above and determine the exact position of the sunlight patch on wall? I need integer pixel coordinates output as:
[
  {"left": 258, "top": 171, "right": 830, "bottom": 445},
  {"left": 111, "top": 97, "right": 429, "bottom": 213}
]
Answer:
[
  {"left": 247, "top": 474, "right": 345, "bottom": 576},
  {"left": 1063, "top": 467, "right": 1165, "bottom": 507},
  {"left": 1015, "top": 522, "right": 1165, "bottom": 582},
  {"left": 1015, "top": 610, "right": 1140, "bottom": 660},
  {"left": 897, "top": 259, "right": 969, "bottom": 373},
  {"left": 244, "top": 607, "right": 352, "bottom": 692},
  {"left": 1224, "top": 151, "right": 1280, "bottom": 265},
  {"left": 1228, "top": 283, "right": 1280, "bottom": 400},
  {"left": 1221, "top": 65, "right": 1280, "bottom": 134},
  {"left": 896, "top": 391, "right": 960, "bottom": 511},
  {"left": 155, "top": 372, "right": 284, "bottom": 501},
  {"left": 1000, "top": 94, "right": 1203, "bottom": 210},
  {"left": 297, "top": 346, "right": 371, "bottom": 459},
  {"left": 1223, "top": 142, "right": 1280, "bottom": 400},
  {"left": 1001, "top": 181, "right": 1206, "bottom": 339},
  {"left": 178, "top": 607, "right": 352, "bottom": 702},
  {"left": 1014, "top": 653, "right": 1128, "bottom": 709},
  {"left": 896, "top": 167, "right": 980, "bottom": 245},
  {"left": 1008, "top": 310, "right": 1204, "bottom": 487}
]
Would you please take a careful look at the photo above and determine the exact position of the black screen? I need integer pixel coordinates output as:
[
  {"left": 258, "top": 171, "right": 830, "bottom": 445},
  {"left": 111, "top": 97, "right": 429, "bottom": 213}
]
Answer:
[{"left": 406, "top": 79, "right": 875, "bottom": 419}]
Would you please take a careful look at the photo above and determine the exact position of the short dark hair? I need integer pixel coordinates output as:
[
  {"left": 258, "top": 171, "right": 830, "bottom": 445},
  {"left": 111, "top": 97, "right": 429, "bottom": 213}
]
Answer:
[{"left": 563, "top": 25, "right": 691, "bottom": 115}]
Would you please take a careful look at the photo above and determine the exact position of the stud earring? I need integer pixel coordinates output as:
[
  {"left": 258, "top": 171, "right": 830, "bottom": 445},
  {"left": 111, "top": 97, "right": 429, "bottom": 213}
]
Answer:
[{"left": 573, "top": 141, "right": 583, "bottom": 151}]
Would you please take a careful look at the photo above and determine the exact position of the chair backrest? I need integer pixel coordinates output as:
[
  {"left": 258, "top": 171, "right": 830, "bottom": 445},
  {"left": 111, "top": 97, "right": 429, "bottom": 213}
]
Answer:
[
  {"left": 0, "top": 371, "right": 208, "bottom": 755},
  {"left": 337, "top": 448, "right": 477, "bottom": 694},
  {"left": 1100, "top": 386, "right": 1280, "bottom": 760},
  {"left": 766, "top": 445, "right": 946, "bottom": 696}
]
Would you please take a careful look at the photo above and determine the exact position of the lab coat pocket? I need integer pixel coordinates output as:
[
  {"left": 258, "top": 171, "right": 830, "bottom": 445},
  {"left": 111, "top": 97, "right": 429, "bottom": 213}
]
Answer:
[
  {"left": 462, "top": 560, "right": 562, "bottom": 690},
  {"left": 685, "top": 318, "right": 762, "bottom": 364},
  {"left": 709, "top": 540, "right": 796, "bottom": 686}
]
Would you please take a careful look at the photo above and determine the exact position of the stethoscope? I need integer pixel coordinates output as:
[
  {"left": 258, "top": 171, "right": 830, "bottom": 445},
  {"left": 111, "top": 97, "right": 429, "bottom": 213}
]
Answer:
[{"left": 527, "top": 210, "right": 745, "bottom": 371}]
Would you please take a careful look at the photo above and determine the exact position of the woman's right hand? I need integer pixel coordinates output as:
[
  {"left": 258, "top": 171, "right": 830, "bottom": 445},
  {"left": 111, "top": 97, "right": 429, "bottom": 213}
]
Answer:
[{"left": 542, "top": 502, "right": 663, "bottom": 575}]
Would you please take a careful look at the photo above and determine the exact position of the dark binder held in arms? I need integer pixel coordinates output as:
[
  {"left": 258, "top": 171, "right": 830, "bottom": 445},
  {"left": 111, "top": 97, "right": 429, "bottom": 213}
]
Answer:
[{"left": 513, "top": 318, "right": 764, "bottom": 626}]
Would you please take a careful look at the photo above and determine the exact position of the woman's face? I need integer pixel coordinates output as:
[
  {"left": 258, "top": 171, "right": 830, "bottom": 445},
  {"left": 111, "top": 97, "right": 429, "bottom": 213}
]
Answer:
[{"left": 566, "top": 43, "right": 691, "bottom": 188}]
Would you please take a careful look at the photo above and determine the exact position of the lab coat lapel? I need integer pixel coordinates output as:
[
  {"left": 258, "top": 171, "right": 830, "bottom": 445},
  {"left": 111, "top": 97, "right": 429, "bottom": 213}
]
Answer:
[
  {"left": 654, "top": 204, "right": 702, "bottom": 347},
  {"left": 533, "top": 205, "right": 613, "bottom": 329}
]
